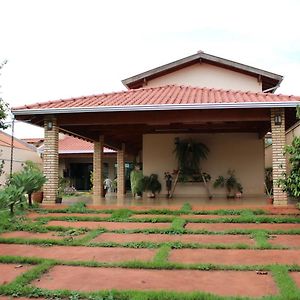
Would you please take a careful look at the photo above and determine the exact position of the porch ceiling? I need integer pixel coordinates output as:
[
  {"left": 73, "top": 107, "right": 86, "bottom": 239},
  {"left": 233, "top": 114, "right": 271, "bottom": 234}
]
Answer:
[{"left": 15, "top": 107, "right": 298, "bottom": 155}]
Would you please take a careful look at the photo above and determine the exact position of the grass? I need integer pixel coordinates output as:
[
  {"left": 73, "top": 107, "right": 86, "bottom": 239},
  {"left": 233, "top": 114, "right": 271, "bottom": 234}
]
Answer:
[{"left": 1, "top": 206, "right": 300, "bottom": 300}]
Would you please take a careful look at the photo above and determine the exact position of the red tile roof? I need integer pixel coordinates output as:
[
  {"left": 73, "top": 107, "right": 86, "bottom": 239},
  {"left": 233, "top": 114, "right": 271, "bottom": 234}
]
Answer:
[
  {"left": 0, "top": 131, "right": 36, "bottom": 151},
  {"left": 58, "top": 135, "right": 114, "bottom": 154},
  {"left": 13, "top": 85, "right": 300, "bottom": 111}
]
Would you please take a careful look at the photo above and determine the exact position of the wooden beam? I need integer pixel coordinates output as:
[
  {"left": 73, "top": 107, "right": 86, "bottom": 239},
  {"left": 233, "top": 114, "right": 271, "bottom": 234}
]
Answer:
[{"left": 57, "top": 109, "right": 271, "bottom": 126}]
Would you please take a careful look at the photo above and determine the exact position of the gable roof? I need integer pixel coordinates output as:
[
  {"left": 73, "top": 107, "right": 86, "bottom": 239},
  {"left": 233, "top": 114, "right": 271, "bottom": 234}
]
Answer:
[
  {"left": 122, "top": 51, "right": 283, "bottom": 91},
  {"left": 0, "top": 131, "right": 37, "bottom": 151},
  {"left": 12, "top": 85, "right": 300, "bottom": 116}
]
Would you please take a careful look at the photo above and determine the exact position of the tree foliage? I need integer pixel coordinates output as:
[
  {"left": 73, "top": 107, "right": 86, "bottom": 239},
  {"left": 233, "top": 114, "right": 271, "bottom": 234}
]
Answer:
[
  {"left": 0, "top": 60, "right": 9, "bottom": 130},
  {"left": 278, "top": 106, "right": 300, "bottom": 199}
]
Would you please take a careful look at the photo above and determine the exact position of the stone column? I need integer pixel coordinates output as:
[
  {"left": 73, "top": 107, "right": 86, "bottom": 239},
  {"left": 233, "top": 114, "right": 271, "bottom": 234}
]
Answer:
[
  {"left": 117, "top": 143, "right": 125, "bottom": 198},
  {"left": 93, "top": 136, "right": 104, "bottom": 201},
  {"left": 271, "top": 108, "right": 288, "bottom": 206},
  {"left": 43, "top": 116, "right": 59, "bottom": 203}
]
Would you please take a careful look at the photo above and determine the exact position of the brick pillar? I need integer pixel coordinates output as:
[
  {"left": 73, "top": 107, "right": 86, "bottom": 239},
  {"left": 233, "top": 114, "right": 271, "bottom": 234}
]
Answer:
[
  {"left": 271, "top": 108, "right": 288, "bottom": 206},
  {"left": 117, "top": 143, "right": 125, "bottom": 198},
  {"left": 43, "top": 116, "right": 59, "bottom": 203},
  {"left": 93, "top": 136, "right": 104, "bottom": 201}
]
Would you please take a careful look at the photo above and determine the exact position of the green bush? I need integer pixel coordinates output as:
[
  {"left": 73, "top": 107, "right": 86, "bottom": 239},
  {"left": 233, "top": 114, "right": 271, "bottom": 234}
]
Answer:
[
  {"left": 0, "top": 184, "right": 26, "bottom": 215},
  {"left": 278, "top": 136, "right": 300, "bottom": 199},
  {"left": 10, "top": 168, "right": 46, "bottom": 206}
]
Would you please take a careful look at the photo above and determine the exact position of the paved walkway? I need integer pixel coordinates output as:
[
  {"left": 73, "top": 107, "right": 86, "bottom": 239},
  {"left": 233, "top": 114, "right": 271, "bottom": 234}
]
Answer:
[{"left": 0, "top": 205, "right": 300, "bottom": 299}]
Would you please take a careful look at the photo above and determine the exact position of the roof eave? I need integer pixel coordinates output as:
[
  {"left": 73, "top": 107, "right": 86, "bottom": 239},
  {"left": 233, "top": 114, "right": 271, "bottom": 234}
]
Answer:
[{"left": 12, "top": 102, "right": 300, "bottom": 116}]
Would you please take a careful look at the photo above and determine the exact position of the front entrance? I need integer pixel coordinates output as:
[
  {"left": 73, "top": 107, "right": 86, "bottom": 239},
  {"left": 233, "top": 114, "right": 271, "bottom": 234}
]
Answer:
[{"left": 70, "top": 163, "right": 93, "bottom": 191}]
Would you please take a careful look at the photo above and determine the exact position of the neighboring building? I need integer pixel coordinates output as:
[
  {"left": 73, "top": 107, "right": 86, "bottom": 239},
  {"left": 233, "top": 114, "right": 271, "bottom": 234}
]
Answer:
[
  {"left": 12, "top": 51, "right": 300, "bottom": 206},
  {"left": 0, "top": 131, "right": 42, "bottom": 186},
  {"left": 25, "top": 134, "right": 133, "bottom": 191}
]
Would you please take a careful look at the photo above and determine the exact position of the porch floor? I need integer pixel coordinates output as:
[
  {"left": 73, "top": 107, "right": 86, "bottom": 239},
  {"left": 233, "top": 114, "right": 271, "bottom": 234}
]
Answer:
[{"left": 60, "top": 192, "right": 298, "bottom": 209}]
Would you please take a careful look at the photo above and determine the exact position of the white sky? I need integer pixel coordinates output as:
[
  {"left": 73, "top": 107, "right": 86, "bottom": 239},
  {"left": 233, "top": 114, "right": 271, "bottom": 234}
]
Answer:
[{"left": 1, "top": 0, "right": 300, "bottom": 138}]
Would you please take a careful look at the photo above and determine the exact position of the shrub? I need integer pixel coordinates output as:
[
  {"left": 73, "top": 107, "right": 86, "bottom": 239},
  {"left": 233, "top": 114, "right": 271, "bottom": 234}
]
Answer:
[
  {"left": 10, "top": 169, "right": 46, "bottom": 206},
  {"left": 0, "top": 184, "right": 26, "bottom": 215}
]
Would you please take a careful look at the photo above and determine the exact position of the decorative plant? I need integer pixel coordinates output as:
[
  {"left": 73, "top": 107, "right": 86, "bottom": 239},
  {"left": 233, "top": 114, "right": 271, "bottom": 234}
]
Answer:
[
  {"left": 10, "top": 169, "right": 46, "bottom": 206},
  {"left": 213, "top": 169, "right": 243, "bottom": 198},
  {"left": 278, "top": 106, "right": 300, "bottom": 200},
  {"left": 174, "top": 138, "right": 210, "bottom": 182},
  {"left": 174, "top": 138, "right": 209, "bottom": 175},
  {"left": 130, "top": 165, "right": 144, "bottom": 197},
  {"left": 0, "top": 184, "right": 26, "bottom": 215},
  {"left": 141, "top": 174, "right": 162, "bottom": 198}
]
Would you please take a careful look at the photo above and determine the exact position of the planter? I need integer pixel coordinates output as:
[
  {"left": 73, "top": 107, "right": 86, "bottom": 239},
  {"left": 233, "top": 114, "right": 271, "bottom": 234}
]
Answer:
[
  {"left": 55, "top": 197, "right": 63, "bottom": 204},
  {"left": 266, "top": 197, "right": 274, "bottom": 205},
  {"left": 32, "top": 192, "right": 43, "bottom": 203}
]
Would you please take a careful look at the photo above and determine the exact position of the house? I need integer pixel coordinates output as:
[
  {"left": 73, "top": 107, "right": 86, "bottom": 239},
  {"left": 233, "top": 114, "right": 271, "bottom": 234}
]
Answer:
[
  {"left": 0, "top": 131, "right": 42, "bottom": 186},
  {"left": 12, "top": 51, "right": 300, "bottom": 206}
]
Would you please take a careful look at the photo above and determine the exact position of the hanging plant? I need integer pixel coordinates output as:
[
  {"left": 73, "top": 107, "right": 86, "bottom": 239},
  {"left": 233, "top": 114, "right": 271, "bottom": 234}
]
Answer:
[{"left": 174, "top": 138, "right": 209, "bottom": 177}]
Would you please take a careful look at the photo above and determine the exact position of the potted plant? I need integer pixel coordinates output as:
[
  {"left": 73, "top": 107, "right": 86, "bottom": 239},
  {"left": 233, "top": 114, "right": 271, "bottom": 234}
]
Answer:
[
  {"left": 213, "top": 169, "right": 243, "bottom": 198},
  {"left": 174, "top": 138, "right": 209, "bottom": 179},
  {"left": 23, "top": 161, "right": 44, "bottom": 203},
  {"left": 130, "top": 164, "right": 144, "bottom": 198},
  {"left": 141, "top": 174, "right": 162, "bottom": 198}
]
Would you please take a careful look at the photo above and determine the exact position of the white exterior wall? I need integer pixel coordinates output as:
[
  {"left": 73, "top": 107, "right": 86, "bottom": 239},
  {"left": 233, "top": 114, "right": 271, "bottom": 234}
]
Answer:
[
  {"left": 143, "top": 133, "right": 265, "bottom": 198},
  {"left": 145, "top": 63, "right": 262, "bottom": 92}
]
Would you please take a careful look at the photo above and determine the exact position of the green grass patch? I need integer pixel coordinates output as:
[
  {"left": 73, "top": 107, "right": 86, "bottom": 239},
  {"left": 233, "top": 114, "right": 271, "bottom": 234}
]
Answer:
[
  {"left": 180, "top": 202, "right": 193, "bottom": 213},
  {"left": 251, "top": 230, "right": 271, "bottom": 249},
  {"left": 170, "top": 218, "right": 186, "bottom": 233},
  {"left": 111, "top": 208, "right": 133, "bottom": 220},
  {"left": 271, "top": 265, "right": 300, "bottom": 299}
]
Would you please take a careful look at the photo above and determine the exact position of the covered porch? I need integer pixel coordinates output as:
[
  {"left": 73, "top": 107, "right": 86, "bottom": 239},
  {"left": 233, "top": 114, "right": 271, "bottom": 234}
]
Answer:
[{"left": 12, "top": 85, "right": 300, "bottom": 206}]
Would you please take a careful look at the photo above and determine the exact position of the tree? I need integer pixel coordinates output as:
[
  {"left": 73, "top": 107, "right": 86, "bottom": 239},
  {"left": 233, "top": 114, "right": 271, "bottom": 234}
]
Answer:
[
  {"left": 0, "top": 60, "right": 9, "bottom": 130},
  {"left": 278, "top": 106, "right": 300, "bottom": 199}
]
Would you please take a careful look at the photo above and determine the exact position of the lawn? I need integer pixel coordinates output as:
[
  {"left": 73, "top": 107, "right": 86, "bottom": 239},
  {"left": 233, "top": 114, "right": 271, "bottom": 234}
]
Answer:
[{"left": 0, "top": 202, "right": 300, "bottom": 300}]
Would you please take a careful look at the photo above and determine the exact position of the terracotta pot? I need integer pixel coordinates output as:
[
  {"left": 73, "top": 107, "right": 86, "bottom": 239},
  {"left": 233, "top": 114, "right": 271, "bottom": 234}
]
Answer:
[
  {"left": 267, "top": 197, "right": 274, "bottom": 205},
  {"left": 32, "top": 192, "right": 43, "bottom": 203}
]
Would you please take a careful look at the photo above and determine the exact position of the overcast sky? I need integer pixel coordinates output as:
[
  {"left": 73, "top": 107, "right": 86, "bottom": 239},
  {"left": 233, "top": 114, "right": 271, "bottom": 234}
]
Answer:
[{"left": 1, "top": 0, "right": 300, "bottom": 138}]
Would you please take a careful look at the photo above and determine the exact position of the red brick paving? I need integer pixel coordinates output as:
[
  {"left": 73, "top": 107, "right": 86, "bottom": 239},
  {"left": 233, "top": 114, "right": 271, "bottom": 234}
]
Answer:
[
  {"left": 132, "top": 214, "right": 239, "bottom": 219},
  {"left": 269, "top": 235, "right": 300, "bottom": 248},
  {"left": 32, "top": 265, "right": 278, "bottom": 297},
  {"left": 93, "top": 233, "right": 254, "bottom": 245},
  {"left": 186, "top": 222, "right": 300, "bottom": 231},
  {"left": 169, "top": 249, "right": 300, "bottom": 265},
  {"left": 0, "top": 264, "right": 32, "bottom": 285},
  {"left": 47, "top": 220, "right": 170, "bottom": 230},
  {"left": 0, "top": 244, "right": 155, "bottom": 262},
  {"left": 27, "top": 212, "right": 110, "bottom": 219},
  {"left": 0, "top": 231, "right": 85, "bottom": 240},
  {"left": 290, "top": 272, "right": 300, "bottom": 288}
]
